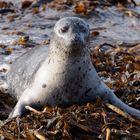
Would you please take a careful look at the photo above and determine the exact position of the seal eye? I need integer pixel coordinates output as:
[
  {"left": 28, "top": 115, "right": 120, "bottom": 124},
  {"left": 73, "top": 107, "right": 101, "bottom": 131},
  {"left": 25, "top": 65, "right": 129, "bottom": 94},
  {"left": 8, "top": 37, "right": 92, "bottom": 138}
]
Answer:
[
  {"left": 60, "top": 25, "right": 69, "bottom": 33},
  {"left": 80, "top": 27, "right": 87, "bottom": 33}
]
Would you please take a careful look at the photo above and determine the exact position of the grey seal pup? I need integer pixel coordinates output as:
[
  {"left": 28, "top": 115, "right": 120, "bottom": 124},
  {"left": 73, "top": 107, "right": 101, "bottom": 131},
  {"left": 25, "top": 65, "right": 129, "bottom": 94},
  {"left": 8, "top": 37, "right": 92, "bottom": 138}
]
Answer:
[{"left": 3, "top": 17, "right": 140, "bottom": 118}]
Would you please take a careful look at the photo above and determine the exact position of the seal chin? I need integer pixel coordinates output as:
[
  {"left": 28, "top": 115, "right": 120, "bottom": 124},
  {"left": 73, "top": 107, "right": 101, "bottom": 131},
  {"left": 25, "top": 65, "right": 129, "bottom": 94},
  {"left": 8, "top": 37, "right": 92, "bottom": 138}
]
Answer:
[{"left": 70, "top": 36, "right": 86, "bottom": 48}]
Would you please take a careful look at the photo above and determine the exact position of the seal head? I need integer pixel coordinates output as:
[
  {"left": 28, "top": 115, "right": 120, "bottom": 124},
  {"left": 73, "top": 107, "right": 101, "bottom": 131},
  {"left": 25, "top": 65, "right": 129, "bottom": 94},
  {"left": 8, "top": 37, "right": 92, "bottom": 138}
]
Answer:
[{"left": 50, "top": 17, "right": 90, "bottom": 56}]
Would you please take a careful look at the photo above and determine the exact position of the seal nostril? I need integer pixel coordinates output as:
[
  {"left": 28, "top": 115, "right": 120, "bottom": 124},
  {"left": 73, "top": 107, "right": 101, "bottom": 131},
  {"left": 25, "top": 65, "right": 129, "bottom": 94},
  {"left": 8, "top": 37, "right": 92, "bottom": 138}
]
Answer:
[{"left": 60, "top": 25, "right": 69, "bottom": 33}]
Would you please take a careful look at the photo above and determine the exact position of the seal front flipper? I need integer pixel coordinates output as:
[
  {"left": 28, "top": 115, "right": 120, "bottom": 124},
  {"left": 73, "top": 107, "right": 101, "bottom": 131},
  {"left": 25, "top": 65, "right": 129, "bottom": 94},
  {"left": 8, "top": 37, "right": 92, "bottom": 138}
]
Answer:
[
  {"left": 98, "top": 82, "right": 140, "bottom": 119},
  {"left": 9, "top": 88, "right": 43, "bottom": 118},
  {"left": 108, "top": 91, "right": 140, "bottom": 119},
  {"left": 9, "top": 101, "right": 27, "bottom": 118}
]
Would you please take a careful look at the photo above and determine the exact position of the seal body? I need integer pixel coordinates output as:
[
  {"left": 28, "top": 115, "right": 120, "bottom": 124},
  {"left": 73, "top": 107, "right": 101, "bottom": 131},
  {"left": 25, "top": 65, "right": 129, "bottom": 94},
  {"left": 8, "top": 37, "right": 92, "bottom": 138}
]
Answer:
[
  {"left": 7, "top": 46, "right": 49, "bottom": 99},
  {"left": 6, "top": 17, "right": 140, "bottom": 118}
]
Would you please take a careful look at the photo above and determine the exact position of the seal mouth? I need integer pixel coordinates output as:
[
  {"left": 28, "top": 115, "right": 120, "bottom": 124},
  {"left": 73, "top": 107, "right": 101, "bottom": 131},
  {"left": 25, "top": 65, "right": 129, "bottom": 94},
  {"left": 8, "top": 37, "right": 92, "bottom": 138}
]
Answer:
[{"left": 69, "top": 32, "right": 88, "bottom": 48}]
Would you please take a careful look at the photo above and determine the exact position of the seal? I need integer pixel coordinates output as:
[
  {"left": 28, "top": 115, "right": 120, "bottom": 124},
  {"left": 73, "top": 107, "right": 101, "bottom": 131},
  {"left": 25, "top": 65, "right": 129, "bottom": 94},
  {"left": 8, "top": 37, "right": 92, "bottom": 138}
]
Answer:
[{"left": 5, "top": 17, "right": 140, "bottom": 118}]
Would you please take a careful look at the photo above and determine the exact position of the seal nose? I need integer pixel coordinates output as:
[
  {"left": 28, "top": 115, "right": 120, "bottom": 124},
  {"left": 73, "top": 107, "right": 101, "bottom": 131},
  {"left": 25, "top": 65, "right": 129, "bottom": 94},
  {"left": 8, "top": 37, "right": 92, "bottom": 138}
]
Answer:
[{"left": 76, "top": 31, "right": 86, "bottom": 44}]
